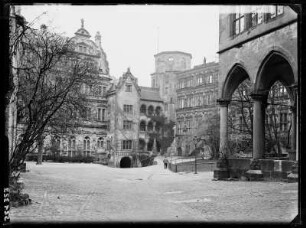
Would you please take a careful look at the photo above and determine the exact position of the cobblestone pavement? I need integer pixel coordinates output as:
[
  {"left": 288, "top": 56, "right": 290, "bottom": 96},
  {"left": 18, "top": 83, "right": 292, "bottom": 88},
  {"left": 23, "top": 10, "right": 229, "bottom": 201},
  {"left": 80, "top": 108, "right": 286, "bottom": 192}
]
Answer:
[{"left": 10, "top": 157, "right": 298, "bottom": 223}]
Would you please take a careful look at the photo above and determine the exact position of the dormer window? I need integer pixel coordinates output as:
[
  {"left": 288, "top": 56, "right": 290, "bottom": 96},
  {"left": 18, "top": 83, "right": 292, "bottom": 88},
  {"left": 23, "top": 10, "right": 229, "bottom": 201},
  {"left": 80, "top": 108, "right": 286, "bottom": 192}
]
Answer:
[{"left": 125, "top": 84, "right": 132, "bottom": 92}]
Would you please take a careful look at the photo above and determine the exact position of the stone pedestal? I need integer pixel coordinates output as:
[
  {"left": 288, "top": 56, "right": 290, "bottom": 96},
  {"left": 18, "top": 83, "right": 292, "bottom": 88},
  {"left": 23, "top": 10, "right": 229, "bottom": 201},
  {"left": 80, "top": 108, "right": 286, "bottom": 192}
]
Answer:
[
  {"left": 245, "top": 159, "right": 264, "bottom": 181},
  {"left": 287, "top": 162, "right": 298, "bottom": 183},
  {"left": 213, "top": 157, "right": 229, "bottom": 180}
]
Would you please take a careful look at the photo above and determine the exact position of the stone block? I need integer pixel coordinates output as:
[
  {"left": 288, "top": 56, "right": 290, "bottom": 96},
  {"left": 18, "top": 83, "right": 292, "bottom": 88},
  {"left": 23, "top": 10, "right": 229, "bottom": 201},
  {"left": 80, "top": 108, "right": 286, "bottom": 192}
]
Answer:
[
  {"left": 228, "top": 158, "right": 251, "bottom": 170},
  {"left": 259, "top": 159, "right": 274, "bottom": 172},
  {"left": 213, "top": 168, "right": 229, "bottom": 180},
  {"left": 287, "top": 173, "right": 298, "bottom": 182},
  {"left": 245, "top": 170, "right": 264, "bottom": 181},
  {"left": 281, "top": 160, "right": 295, "bottom": 172}
]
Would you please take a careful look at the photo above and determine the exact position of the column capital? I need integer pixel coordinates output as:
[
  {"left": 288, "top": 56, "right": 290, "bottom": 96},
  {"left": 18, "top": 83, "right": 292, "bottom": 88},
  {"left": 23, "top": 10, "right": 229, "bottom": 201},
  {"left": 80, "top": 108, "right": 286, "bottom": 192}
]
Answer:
[{"left": 217, "top": 98, "right": 230, "bottom": 107}]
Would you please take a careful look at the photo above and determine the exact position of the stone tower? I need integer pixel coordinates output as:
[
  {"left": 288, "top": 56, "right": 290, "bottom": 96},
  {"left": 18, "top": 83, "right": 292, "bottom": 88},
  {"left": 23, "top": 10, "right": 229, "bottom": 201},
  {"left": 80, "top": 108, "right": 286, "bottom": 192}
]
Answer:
[{"left": 151, "top": 51, "right": 192, "bottom": 121}]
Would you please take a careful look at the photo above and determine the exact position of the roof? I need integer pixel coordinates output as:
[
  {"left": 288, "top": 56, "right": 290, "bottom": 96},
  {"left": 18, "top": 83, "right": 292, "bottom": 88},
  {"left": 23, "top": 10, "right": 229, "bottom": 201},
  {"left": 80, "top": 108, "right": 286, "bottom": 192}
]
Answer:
[
  {"left": 154, "top": 51, "right": 192, "bottom": 58},
  {"left": 140, "top": 86, "right": 163, "bottom": 102}
]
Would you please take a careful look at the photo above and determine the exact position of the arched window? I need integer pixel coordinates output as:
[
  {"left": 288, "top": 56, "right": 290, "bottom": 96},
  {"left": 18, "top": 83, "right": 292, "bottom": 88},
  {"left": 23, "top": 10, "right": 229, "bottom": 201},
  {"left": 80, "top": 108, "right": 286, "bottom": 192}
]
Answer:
[
  {"left": 83, "top": 137, "right": 90, "bottom": 156},
  {"left": 155, "top": 106, "right": 162, "bottom": 116},
  {"left": 68, "top": 136, "right": 76, "bottom": 157},
  {"left": 140, "top": 104, "right": 146, "bottom": 114},
  {"left": 147, "top": 121, "right": 154, "bottom": 132},
  {"left": 97, "top": 137, "right": 104, "bottom": 148},
  {"left": 140, "top": 121, "right": 146, "bottom": 131},
  {"left": 148, "top": 106, "right": 154, "bottom": 116}
]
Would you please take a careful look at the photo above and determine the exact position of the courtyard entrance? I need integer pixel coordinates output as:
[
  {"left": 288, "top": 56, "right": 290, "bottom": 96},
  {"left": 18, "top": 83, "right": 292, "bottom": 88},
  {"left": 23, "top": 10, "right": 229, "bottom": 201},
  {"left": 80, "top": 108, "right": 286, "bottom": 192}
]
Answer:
[{"left": 120, "top": 156, "right": 132, "bottom": 168}]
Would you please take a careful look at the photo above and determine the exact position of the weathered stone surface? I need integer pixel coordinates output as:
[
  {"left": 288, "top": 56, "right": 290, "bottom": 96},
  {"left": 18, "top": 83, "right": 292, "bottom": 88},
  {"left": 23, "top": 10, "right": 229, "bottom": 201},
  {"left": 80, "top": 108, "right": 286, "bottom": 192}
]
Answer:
[{"left": 245, "top": 169, "right": 264, "bottom": 181}]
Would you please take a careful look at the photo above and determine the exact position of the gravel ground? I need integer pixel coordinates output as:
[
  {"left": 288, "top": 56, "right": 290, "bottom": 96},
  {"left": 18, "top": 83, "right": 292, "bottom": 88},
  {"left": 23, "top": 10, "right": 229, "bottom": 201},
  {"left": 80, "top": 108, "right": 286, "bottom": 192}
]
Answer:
[{"left": 9, "top": 156, "right": 298, "bottom": 223}]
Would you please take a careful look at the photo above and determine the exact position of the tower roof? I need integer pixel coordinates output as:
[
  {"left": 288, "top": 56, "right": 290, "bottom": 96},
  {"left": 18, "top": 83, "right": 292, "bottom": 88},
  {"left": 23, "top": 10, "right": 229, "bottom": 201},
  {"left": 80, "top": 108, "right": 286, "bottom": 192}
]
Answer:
[{"left": 154, "top": 51, "right": 192, "bottom": 58}]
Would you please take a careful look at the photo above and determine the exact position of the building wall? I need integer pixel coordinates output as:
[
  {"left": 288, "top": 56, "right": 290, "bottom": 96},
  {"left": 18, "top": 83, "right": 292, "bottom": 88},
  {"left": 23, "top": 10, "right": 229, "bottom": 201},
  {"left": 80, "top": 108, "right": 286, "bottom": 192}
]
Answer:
[
  {"left": 151, "top": 51, "right": 192, "bottom": 121},
  {"left": 218, "top": 6, "right": 298, "bottom": 98},
  {"left": 175, "top": 62, "right": 219, "bottom": 156},
  {"left": 219, "top": 6, "right": 297, "bottom": 53}
]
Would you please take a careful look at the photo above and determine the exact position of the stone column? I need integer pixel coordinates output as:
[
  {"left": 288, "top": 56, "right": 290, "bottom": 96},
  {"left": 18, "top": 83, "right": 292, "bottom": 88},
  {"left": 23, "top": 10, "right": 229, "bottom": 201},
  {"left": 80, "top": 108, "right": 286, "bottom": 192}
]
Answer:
[
  {"left": 144, "top": 141, "right": 148, "bottom": 152},
  {"left": 152, "top": 138, "right": 157, "bottom": 153},
  {"left": 217, "top": 99, "right": 230, "bottom": 157},
  {"left": 251, "top": 94, "right": 266, "bottom": 159},
  {"left": 213, "top": 99, "right": 230, "bottom": 180},
  {"left": 290, "top": 105, "right": 296, "bottom": 152}
]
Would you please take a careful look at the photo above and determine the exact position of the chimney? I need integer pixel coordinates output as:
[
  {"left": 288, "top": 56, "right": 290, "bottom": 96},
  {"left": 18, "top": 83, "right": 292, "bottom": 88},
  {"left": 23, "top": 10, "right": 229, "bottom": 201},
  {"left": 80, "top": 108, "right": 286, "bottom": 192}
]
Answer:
[{"left": 95, "top": 31, "right": 101, "bottom": 47}]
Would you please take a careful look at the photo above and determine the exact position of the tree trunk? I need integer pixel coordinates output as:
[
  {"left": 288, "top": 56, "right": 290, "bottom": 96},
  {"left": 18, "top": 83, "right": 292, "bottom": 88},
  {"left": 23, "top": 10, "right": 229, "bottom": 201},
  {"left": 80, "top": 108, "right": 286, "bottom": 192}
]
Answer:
[{"left": 36, "top": 135, "right": 44, "bottom": 165}]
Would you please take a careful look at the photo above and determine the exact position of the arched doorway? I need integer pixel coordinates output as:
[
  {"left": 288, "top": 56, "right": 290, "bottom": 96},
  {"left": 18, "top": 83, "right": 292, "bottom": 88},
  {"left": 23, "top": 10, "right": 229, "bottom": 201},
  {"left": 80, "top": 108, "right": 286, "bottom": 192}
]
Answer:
[
  {"left": 177, "top": 147, "right": 182, "bottom": 156},
  {"left": 120, "top": 157, "right": 131, "bottom": 168}
]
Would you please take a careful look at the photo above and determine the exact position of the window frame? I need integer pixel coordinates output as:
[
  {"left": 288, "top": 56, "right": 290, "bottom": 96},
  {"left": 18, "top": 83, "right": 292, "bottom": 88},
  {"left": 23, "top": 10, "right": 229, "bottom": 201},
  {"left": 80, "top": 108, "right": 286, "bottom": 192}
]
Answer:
[{"left": 122, "top": 140, "right": 132, "bottom": 150}]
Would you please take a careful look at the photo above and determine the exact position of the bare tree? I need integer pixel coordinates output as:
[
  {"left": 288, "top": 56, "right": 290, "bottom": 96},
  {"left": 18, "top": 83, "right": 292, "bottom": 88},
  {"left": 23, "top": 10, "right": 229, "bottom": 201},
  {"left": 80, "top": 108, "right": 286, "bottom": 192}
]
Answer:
[
  {"left": 228, "top": 80, "right": 291, "bottom": 157},
  {"left": 10, "top": 20, "right": 96, "bottom": 172}
]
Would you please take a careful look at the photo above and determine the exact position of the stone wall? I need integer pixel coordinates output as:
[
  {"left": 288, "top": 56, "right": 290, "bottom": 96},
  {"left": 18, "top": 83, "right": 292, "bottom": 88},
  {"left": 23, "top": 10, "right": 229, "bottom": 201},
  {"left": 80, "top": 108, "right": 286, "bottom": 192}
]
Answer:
[{"left": 219, "top": 21, "right": 297, "bottom": 98}]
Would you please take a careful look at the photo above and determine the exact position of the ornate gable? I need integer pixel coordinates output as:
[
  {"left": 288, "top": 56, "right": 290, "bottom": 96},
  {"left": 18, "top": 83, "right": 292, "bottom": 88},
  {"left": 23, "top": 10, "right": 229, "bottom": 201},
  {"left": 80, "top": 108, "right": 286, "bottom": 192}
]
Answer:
[
  {"left": 117, "top": 68, "right": 141, "bottom": 95},
  {"left": 74, "top": 19, "right": 91, "bottom": 38}
]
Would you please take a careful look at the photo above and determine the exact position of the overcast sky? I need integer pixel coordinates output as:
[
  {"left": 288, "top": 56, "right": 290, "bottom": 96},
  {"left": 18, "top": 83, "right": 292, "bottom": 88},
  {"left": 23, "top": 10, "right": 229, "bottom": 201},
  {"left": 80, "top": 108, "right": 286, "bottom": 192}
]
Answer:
[{"left": 20, "top": 5, "right": 220, "bottom": 87}]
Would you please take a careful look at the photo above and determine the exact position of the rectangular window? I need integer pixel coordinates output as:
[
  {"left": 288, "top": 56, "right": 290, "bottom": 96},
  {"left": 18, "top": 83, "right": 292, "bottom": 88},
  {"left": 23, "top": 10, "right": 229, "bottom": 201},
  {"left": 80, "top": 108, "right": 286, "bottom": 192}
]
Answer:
[
  {"left": 125, "top": 84, "right": 132, "bottom": 92},
  {"left": 84, "top": 107, "right": 91, "bottom": 120},
  {"left": 233, "top": 7, "right": 245, "bottom": 35},
  {"left": 268, "top": 5, "right": 284, "bottom": 20},
  {"left": 122, "top": 140, "right": 132, "bottom": 150},
  {"left": 102, "top": 109, "right": 105, "bottom": 121},
  {"left": 123, "top": 104, "right": 133, "bottom": 113},
  {"left": 97, "top": 108, "right": 102, "bottom": 121},
  {"left": 123, "top": 120, "right": 132, "bottom": 130}
]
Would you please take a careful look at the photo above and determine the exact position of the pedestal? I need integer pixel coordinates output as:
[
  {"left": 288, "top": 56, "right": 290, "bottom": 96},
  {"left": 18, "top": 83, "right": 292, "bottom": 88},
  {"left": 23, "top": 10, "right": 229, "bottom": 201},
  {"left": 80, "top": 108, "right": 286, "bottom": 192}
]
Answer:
[
  {"left": 245, "top": 159, "right": 264, "bottom": 181},
  {"left": 213, "top": 157, "right": 229, "bottom": 180},
  {"left": 287, "top": 162, "right": 298, "bottom": 183}
]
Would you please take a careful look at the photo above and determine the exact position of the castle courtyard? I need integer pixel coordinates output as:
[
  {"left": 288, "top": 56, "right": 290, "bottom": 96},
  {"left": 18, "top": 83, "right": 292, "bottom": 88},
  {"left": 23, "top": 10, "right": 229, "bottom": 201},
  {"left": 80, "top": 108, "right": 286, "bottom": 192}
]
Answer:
[{"left": 10, "top": 157, "right": 298, "bottom": 223}]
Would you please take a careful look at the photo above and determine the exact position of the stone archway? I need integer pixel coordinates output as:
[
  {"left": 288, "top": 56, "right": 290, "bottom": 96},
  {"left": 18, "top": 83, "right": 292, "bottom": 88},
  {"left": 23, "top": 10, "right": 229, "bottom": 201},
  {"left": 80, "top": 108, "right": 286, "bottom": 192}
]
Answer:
[
  {"left": 253, "top": 51, "right": 297, "bottom": 159},
  {"left": 218, "top": 64, "right": 251, "bottom": 156},
  {"left": 120, "top": 157, "right": 131, "bottom": 168},
  {"left": 177, "top": 147, "right": 182, "bottom": 156}
]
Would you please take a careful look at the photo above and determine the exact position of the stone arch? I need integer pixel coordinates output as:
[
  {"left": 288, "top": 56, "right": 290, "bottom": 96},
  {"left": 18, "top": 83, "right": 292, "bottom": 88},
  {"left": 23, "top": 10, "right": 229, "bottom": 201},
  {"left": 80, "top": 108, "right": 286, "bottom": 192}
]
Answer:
[
  {"left": 139, "top": 120, "right": 146, "bottom": 131},
  {"left": 148, "top": 105, "right": 154, "bottom": 116},
  {"left": 221, "top": 63, "right": 251, "bottom": 100},
  {"left": 140, "top": 104, "right": 146, "bottom": 114},
  {"left": 147, "top": 121, "right": 154, "bottom": 132},
  {"left": 177, "top": 147, "right": 182, "bottom": 156},
  {"left": 147, "top": 138, "right": 154, "bottom": 151},
  {"left": 255, "top": 46, "right": 297, "bottom": 84},
  {"left": 138, "top": 139, "right": 146, "bottom": 151},
  {"left": 120, "top": 156, "right": 132, "bottom": 168},
  {"left": 254, "top": 50, "right": 296, "bottom": 101},
  {"left": 155, "top": 106, "right": 162, "bottom": 116}
]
